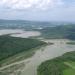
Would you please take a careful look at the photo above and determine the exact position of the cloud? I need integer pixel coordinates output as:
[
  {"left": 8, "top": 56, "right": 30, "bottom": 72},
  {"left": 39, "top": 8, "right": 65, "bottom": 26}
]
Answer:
[
  {"left": 0, "top": 0, "right": 64, "bottom": 10},
  {"left": 0, "top": 0, "right": 75, "bottom": 22}
]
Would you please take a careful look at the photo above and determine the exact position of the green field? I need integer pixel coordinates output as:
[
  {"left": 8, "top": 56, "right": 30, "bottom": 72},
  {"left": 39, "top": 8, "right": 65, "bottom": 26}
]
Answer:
[
  {"left": 63, "top": 68, "right": 75, "bottom": 75},
  {"left": 63, "top": 61, "right": 75, "bottom": 75},
  {"left": 37, "top": 51, "right": 75, "bottom": 75}
]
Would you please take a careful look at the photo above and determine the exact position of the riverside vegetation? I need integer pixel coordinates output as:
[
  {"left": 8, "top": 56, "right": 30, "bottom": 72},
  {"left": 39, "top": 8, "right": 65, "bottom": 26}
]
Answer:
[
  {"left": 37, "top": 51, "right": 75, "bottom": 75},
  {"left": 0, "top": 35, "right": 46, "bottom": 66},
  {"left": 37, "top": 25, "right": 75, "bottom": 75}
]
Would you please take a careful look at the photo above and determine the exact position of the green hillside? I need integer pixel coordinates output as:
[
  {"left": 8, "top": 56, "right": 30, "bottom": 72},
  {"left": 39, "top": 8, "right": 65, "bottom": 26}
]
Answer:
[{"left": 0, "top": 35, "right": 46, "bottom": 62}]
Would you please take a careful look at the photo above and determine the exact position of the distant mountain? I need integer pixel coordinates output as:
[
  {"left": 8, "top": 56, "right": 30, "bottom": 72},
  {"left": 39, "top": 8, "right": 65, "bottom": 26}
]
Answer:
[
  {"left": 0, "top": 19, "right": 55, "bottom": 30},
  {"left": 0, "top": 19, "right": 66, "bottom": 30},
  {"left": 0, "top": 19, "right": 74, "bottom": 26}
]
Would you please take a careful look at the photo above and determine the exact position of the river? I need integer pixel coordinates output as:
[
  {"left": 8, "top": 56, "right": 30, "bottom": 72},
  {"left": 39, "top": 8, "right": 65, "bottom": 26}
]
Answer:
[
  {"left": 21, "top": 39, "right": 75, "bottom": 75},
  {"left": 0, "top": 39, "right": 75, "bottom": 75}
]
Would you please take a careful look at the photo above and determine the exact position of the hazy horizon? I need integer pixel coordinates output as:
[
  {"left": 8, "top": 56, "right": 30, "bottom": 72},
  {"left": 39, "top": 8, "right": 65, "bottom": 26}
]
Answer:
[{"left": 0, "top": 19, "right": 75, "bottom": 23}]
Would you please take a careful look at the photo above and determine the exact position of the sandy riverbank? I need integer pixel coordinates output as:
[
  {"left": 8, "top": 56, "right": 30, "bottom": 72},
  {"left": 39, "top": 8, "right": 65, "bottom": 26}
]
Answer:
[{"left": 0, "top": 29, "right": 41, "bottom": 38}]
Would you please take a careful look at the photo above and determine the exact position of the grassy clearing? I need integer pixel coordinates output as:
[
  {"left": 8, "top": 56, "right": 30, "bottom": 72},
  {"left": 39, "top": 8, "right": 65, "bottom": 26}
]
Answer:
[
  {"left": 63, "top": 62, "right": 75, "bottom": 75},
  {"left": 63, "top": 68, "right": 75, "bottom": 75}
]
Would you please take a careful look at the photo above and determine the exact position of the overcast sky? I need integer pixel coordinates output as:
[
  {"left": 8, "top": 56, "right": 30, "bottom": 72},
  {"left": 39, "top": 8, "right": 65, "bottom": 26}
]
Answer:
[{"left": 0, "top": 0, "right": 75, "bottom": 22}]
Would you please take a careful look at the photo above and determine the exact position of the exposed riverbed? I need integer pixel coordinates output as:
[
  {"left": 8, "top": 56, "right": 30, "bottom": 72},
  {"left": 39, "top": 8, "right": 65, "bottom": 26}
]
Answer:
[
  {"left": 0, "top": 39, "right": 75, "bottom": 75},
  {"left": 21, "top": 39, "right": 75, "bottom": 75},
  {"left": 0, "top": 29, "right": 75, "bottom": 75}
]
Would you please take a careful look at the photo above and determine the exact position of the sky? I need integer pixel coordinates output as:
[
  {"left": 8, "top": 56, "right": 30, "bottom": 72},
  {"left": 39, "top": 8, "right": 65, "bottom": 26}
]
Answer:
[{"left": 0, "top": 0, "right": 75, "bottom": 22}]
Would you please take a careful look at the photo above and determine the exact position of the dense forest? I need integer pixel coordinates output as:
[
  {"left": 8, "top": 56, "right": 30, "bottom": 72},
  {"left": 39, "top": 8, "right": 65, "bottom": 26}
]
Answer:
[
  {"left": 37, "top": 51, "right": 75, "bottom": 75},
  {"left": 0, "top": 35, "right": 46, "bottom": 61}
]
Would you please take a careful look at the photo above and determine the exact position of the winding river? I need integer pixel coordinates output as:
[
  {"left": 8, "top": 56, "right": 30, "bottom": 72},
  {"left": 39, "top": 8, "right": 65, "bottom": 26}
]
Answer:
[
  {"left": 0, "top": 29, "right": 75, "bottom": 75},
  {"left": 1, "top": 39, "right": 75, "bottom": 75},
  {"left": 20, "top": 39, "right": 75, "bottom": 75}
]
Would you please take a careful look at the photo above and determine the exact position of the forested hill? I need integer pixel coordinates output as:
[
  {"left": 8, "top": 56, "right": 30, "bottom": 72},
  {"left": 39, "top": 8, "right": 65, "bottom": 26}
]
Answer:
[{"left": 0, "top": 35, "right": 46, "bottom": 62}]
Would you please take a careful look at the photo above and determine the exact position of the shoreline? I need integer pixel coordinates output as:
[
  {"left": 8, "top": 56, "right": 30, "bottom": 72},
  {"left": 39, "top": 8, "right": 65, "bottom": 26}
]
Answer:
[{"left": 0, "top": 43, "right": 47, "bottom": 69}]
